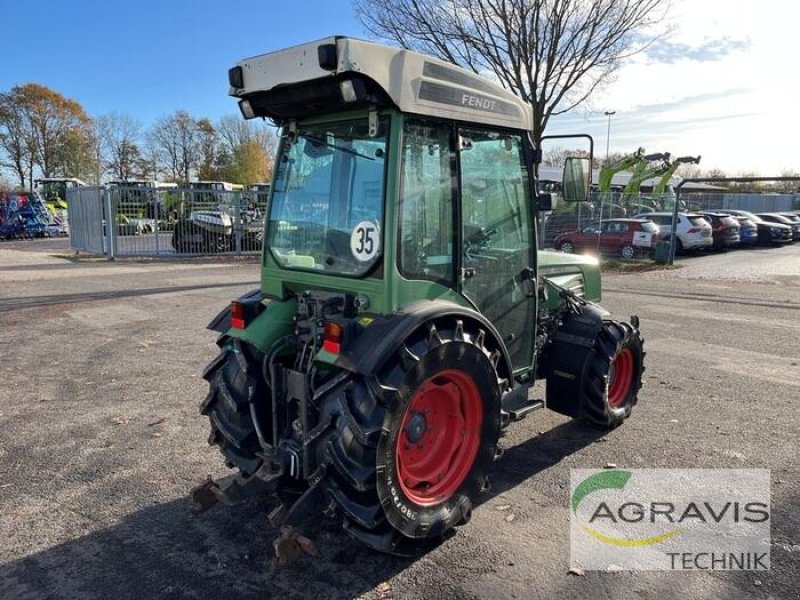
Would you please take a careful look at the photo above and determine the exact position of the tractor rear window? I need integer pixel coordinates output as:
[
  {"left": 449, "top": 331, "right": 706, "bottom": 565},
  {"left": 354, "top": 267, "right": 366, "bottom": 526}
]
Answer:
[{"left": 267, "top": 118, "right": 388, "bottom": 276}]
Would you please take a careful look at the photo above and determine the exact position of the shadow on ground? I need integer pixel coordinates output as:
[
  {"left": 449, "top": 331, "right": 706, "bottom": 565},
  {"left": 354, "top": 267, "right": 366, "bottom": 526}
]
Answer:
[{"left": 0, "top": 420, "right": 606, "bottom": 600}]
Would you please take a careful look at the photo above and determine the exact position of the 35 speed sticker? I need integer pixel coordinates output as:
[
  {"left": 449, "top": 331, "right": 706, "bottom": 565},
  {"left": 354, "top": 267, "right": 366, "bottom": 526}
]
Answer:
[{"left": 350, "top": 221, "right": 380, "bottom": 262}]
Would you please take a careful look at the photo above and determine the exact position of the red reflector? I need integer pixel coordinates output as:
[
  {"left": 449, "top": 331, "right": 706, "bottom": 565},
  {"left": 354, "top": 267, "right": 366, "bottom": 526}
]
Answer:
[
  {"left": 231, "top": 301, "right": 246, "bottom": 329},
  {"left": 323, "top": 321, "right": 343, "bottom": 354},
  {"left": 322, "top": 340, "right": 342, "bottom": 354}
]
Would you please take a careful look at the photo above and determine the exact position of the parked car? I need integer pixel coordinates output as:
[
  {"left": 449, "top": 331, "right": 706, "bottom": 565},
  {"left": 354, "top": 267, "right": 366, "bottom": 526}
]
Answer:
[
  {"left": 698, "top": 212, "right": 741, "bottom": 250},
  {"left": 776, "top": 213, "right": 800, "bottom": 240},
  {"left": 716, "top": 210, "right": 793, "bottom": 245},
  {"left": 632, "top": 212, "right": 713, "bottom": 252},
  {"left": 756, "top": 213, "right": 800, "bottom": 240},
  {"left": 729, "top": 216, "right": 759, "bottom": 246},
  {"left": 553, "top": 218, "right": 661, "bottom": 259}
]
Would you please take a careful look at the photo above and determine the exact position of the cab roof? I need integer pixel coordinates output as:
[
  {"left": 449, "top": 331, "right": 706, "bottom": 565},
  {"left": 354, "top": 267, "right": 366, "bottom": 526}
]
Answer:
[{"left": 229, "top": 36, "right": 532, "bottom": 131}]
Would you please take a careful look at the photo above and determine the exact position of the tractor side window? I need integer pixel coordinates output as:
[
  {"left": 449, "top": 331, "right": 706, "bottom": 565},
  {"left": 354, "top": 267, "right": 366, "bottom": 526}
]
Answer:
[
  {"left": 459, "top": 128, "right": 534, "bottom": 367},
  {"left": 398, "top": 121, "right": 455, "bottom": 284}
]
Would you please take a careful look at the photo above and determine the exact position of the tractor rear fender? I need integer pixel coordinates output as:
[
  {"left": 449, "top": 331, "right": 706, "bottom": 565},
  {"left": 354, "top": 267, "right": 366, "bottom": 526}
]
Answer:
[
  {"left": 206, "top": 289, "right": 297, "bottom": 354},
  {"left": 332, "top": 300, "right": 513, "bottom": 382},
  {"left": 540, "top": 301, "right": 610, "bottom": 417}
]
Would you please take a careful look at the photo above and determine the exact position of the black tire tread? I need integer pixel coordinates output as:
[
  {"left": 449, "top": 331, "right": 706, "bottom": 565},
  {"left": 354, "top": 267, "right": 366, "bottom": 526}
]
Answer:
[
  {"left": 581, "top": 320, "right": 645, "bottom": 428},
  {"left": 201, "top": 338, "right": 267, "bottom": 476},
  {"left": 316, "top": 318, "right": 503, "bottom": 552}
]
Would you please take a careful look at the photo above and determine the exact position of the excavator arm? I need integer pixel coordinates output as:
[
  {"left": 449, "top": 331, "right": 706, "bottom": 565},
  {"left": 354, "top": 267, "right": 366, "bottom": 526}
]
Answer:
[
  {"left": 598, "top": 147, "right": 646, "bottom": 192},
  {"left": 622, "top": 153, "right": 672, "bottom": 200},
  {"left": 651, "top": 155, "right": 701, "bottom": 196}
]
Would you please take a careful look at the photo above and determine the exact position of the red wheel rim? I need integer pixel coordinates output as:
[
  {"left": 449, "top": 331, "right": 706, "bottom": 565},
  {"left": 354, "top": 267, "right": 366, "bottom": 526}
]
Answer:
[
  {"left": 607, "top": 347, "right": 634, "bottom": 408},
  {"left": 395, "top": 369, "right": 483, "bottom": 506}
]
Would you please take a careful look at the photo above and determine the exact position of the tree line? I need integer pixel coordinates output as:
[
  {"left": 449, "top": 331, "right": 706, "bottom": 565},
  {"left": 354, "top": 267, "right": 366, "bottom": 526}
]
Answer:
[{"left": 0, "top": 83, "right": 277, "bottom": 191}]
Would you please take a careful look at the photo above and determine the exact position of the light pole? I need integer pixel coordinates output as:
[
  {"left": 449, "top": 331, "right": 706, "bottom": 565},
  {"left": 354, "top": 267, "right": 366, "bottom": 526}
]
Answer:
[{"left": 604, "top": 110, "right": 616, "bottom": 162}]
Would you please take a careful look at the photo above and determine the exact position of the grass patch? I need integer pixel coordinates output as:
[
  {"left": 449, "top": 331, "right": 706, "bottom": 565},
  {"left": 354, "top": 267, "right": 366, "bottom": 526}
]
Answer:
[{"left": 601, "top": 258, "right": 683, "bottom": 273}]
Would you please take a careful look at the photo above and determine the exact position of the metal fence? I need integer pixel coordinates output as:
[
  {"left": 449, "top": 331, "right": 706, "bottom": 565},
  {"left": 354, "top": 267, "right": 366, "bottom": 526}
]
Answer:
[
  {"left": 67, "top": 186, "right": 267, "bottom": 257},
  {"left": 66, "top": 186, "right": 105, "bottom": 254}
]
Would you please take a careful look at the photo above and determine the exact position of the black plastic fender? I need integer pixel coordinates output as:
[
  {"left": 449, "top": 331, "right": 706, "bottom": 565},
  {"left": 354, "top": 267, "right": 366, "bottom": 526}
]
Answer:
[
  {"left": 542, "top": 302, "right": 610, "bottom": 417},
  {"left": 333, "top": 300, "right": 513, "bottom": 382}
]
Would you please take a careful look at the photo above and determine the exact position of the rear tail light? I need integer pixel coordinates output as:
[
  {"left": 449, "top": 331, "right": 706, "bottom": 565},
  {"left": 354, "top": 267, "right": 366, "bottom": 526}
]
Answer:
[
  {"left": 687, "top": 227, "right": 701, "bottom": 233},
  {"left": 230, "top": 301, "right": 246, "bottom": 329},
  {"left": 323, "top": 321, "right": 343, "bottom": 354}
]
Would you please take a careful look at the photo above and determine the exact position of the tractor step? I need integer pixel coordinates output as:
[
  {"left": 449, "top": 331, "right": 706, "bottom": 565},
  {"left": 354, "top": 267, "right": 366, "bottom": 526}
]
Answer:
[{"left": 501, "top": 387, "right": 545, "bottom": 425}]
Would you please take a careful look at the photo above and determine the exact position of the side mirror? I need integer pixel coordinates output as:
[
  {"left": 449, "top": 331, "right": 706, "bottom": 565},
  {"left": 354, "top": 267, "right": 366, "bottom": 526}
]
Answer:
[
  {"left": 537, "top": 192, "right": 554, "bottom": 212},
  {"left": 562, "top": 157, "right": 591, "bottom": 202}
]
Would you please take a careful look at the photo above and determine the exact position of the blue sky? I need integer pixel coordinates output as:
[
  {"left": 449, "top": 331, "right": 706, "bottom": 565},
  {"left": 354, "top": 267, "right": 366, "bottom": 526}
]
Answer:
[
  {"left": 0, "top": 0, "right": 362, "bottom": 124},
  {"left": 1, "top": 0, "right": 796, "bottom": 174}
]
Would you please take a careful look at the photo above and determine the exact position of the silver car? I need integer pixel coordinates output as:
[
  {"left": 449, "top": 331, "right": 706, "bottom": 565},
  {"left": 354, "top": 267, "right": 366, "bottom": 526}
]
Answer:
[{"left": 633, "top": 212, "right": 713, "bottom": 251}]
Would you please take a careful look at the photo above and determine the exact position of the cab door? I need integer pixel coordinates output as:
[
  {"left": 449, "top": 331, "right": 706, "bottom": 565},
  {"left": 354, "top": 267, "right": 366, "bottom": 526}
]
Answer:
[{"left": 458, "top": 128, "right": 536, "bottom": 371}]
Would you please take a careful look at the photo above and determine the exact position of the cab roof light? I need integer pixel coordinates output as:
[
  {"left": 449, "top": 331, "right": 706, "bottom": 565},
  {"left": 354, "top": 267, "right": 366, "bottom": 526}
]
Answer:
[
  {"left": 229, "top": 66, "right": 244, "bottom": 89},
  {"left": 318, "top": 44, "right": 337, "bottom": 71},
  {"left": 238, "top": 99, "right": 255, "bottom": 120}
]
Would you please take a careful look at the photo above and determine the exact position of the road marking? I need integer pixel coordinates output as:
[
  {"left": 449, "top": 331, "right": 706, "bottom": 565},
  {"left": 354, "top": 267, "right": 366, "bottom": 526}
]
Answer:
[
  {"left": 605, "top": 288, "right": 800, "bottom": 311},
  {"left": 0, "top": 282, "right": 260, "bottom": 312}
]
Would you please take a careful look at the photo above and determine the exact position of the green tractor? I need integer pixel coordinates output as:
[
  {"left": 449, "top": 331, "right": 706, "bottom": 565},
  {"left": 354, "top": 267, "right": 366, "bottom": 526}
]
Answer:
[{"left": 196, "top": 37, "right": 645, "bottom": 553}]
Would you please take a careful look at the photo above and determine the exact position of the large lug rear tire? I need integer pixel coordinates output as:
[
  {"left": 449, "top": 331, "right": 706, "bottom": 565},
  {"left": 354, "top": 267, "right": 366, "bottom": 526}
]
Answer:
[
  {"left": 317, "top": 321, "right": 502, "bottom": 551},
  {"left": 200, "top": 338, "right": 268, "bottom": 475},
  {"left": 580, "top": 320, "right": 645, "bottom": 428}
]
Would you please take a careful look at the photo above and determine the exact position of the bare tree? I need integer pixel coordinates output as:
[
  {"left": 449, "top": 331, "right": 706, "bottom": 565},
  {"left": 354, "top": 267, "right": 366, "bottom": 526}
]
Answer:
[
  {"left": 96, "top": 112, "right": 143, "bottom": 180},
  {"left": 148, "top": 110, "right": 202, "bottom": 183},
  {"left": 778, "top": 168, "right": 800, "bottom": 193},
  {"left": 355, "top": 0, "right": 669, "bottom": 145},
  {"left": 0, "top": 91, "right": 33, "bottom": 189},
  {"left": 542, "top": 147, "right": 599, "bottom": 169}
]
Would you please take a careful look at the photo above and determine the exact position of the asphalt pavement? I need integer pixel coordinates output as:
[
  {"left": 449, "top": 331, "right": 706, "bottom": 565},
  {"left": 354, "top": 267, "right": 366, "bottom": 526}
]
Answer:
[{"left": 0, "top": 240, "right": 798, "bottom": 600}]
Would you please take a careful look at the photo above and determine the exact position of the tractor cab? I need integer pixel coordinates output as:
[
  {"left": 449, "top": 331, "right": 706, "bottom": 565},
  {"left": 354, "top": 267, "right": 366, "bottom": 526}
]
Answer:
[{"left": 230, "top": 36, "right": 566, "bottom": 370}]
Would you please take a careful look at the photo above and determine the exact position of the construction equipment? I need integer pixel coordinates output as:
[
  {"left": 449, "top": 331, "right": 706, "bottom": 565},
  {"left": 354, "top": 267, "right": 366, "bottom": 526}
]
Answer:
[
  {"left": 651, "top": 156, "right": 701, "bottom": 210},
  {"left": 193, "top": 37, "right": 645, "bottom": 553},
  {"left": 33, "top": 177, "right": 85, "bottom": 236},
  {"left": 597, "top": 148, "right": 645, "bottom": 194},
  {"left": 34, "top": 177, "right": 85, "bottom": 212},
  {"left": 0, "top": 192, "right": 59, "bottom": 238},
  {"left": 621, "top": 152, "right": 671, "bottom": 207},
  {"left": 170, "top": 181, "right": 260, "bottom": 253}
]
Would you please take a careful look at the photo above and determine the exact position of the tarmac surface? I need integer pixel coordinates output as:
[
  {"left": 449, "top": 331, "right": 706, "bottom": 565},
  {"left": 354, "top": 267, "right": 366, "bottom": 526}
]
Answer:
[{"left": 0, "top": 239, "right": 798, "bottom": 600}]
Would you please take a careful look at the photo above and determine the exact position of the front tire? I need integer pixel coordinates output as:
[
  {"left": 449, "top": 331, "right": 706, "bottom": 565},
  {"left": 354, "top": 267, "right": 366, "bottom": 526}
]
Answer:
[
  {"left": 559, "top": 241, "right": 575, "bottom": 254},
  {"left": 580, "top": 320, "right": 644, "bottom": 428},
  {"left": 620, "top": 244, "right": 636, "bottom": 260}
]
